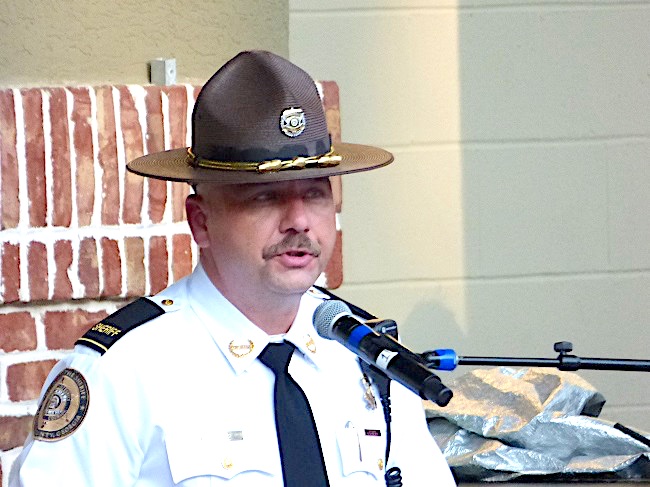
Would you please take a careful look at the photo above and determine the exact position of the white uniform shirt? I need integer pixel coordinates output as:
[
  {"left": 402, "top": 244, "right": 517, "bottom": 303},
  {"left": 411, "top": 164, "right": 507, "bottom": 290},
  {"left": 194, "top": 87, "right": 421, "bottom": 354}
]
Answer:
[{"left": 11, "top": 265, "right": 455, "bottom": 486}]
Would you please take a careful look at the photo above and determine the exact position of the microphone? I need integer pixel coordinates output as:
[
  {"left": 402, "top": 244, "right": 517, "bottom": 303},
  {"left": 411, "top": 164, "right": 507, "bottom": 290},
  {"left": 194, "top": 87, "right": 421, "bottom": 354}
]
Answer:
[{"left": 313, "top": 300, "right": 453, "bottom": 406}]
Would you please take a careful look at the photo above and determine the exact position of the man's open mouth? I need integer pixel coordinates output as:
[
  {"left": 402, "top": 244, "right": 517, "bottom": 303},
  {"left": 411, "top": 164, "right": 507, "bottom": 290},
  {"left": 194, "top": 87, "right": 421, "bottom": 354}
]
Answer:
[{"left": 284, "top": 249, "right": 312, "bottom": 257}]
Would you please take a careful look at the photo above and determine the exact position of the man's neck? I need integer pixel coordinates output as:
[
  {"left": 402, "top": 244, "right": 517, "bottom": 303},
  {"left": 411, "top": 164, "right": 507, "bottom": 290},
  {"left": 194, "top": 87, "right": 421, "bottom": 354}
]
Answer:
[
  {"left": 200, "top": 258, "right": 304, "bottom": 335},
  {"left": 228, "top": 291, "right": 302, "bottom": 335}
]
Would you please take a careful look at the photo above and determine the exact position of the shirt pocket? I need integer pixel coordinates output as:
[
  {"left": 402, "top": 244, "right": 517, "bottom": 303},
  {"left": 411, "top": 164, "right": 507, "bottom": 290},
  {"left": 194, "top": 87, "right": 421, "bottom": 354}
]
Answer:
[
  {"left": 336, "top": 420, "right": 386, "bottom": 480},
  {"left": 165, "top": 426, "right": 279, "bottom": 484}
]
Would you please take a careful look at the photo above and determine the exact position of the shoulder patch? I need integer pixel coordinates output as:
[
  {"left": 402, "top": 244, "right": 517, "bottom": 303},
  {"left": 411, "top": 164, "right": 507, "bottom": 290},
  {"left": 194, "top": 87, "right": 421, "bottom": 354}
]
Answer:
[
  {"left": 34, "top": 368, "right": 89, "bottom": 442},
  {"left": 75, "top": 297, "right": 165, "bottom": 354}
]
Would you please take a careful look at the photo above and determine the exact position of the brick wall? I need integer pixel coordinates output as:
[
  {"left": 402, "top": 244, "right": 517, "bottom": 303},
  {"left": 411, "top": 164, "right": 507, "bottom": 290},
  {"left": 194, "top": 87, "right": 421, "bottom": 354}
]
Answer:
[{"left": 0, "top": 81, "right": 343, "bottom": 484}]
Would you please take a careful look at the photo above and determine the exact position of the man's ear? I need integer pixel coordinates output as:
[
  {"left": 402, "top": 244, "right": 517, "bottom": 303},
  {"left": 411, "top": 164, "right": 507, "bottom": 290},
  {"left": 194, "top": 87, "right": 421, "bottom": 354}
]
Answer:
[{"left": 185, "top": 194, "right": 210, "bottom": 248}]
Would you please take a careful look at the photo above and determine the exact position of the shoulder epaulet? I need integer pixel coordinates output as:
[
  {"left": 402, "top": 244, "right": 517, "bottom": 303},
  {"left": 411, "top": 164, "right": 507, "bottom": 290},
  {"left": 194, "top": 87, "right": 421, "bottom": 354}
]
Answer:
[{"left": 75, "top": 297, "right": 165, "bottom": 355}]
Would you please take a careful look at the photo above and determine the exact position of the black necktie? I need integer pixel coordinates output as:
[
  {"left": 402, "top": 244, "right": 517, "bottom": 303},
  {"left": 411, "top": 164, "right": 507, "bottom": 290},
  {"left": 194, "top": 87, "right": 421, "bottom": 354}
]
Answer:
[{"left": 258, "top": 341, "right": 329, "bottom": 486}]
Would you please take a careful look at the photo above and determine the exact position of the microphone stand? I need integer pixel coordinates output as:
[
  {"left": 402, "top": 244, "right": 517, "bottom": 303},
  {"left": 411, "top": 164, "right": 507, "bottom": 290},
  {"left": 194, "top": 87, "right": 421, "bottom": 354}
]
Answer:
[
  {"left": 420, "top": 341, "right": 650, "bottom": 372},
  {"left": 420, "top": 341, "right": 650, "bottom": 451}
]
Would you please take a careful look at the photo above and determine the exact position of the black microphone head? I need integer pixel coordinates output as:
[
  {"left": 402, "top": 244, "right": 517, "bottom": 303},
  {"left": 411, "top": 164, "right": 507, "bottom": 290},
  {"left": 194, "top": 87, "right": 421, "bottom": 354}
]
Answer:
[{"left": 313, "top": 300, "right": 352, "bottom": 339}]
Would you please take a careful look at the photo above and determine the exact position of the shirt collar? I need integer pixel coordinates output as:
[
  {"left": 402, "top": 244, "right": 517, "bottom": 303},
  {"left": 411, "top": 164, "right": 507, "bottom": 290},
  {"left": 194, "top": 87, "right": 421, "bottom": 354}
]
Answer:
[
  {"left": 284, "top": 292, "right": 325, "bottom": 369},
  {"left": 185, "top": 264, "right": 330, "bottom": 374}
]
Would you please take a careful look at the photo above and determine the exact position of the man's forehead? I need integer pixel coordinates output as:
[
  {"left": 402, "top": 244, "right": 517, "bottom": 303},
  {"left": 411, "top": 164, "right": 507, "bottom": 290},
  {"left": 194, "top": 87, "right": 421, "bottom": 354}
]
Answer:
[
  {"left": 223, "top": 177, "right": 331, "bottom": 192},
  {"left": 195, "top": 177, "right": 332, "bottom": 199}
]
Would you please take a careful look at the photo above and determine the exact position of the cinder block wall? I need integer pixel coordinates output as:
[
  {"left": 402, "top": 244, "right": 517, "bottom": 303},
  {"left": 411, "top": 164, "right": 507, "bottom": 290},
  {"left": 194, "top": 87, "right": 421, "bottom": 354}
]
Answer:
[{"left": 290, "top": 1, "right": 649, "bottom": 432}]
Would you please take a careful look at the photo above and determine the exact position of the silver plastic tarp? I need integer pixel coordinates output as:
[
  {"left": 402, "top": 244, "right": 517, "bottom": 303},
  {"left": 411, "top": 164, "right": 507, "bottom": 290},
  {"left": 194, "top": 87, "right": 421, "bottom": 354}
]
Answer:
[{"left": 426, "top": 367, "right": 650, "bottom": 482}]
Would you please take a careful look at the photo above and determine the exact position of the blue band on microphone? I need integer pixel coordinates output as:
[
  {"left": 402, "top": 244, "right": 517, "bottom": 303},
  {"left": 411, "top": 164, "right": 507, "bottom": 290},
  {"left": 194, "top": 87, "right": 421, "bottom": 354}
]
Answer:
[
  {"left": 433, "top": 349, "right": 458, "bottom": 371},
  {"left": 348, "top": 325, "right": 373, "bottom": 349}
]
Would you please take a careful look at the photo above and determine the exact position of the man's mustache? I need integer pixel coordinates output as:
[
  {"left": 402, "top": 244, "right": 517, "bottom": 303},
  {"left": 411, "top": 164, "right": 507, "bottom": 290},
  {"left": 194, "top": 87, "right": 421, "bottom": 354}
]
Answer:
[{"left": 263, "top": 233, "right": 321, "bottom": 260}]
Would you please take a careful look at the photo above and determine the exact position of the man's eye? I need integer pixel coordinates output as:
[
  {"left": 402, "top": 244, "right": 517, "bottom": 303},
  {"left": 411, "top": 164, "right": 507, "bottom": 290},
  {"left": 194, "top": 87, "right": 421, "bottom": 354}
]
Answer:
[
  {"left": 305, "top": 188, "right": 327, "bottom": 199},
  {"left": 252, "top": 192, "right": 277, "bottom": 202}
]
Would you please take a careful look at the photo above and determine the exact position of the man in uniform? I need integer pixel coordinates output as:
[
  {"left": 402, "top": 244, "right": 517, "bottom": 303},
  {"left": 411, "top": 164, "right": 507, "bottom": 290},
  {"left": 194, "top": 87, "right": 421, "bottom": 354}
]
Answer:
[{"left": 11, "top": 51, "right": 455, "bottom": 486}]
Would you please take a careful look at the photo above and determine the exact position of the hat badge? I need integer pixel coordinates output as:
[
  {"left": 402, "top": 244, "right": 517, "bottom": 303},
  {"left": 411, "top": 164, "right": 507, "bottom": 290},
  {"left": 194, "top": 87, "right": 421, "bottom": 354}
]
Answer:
[{"left": 280, "top": 107, "right": 306, "bottom": 137}]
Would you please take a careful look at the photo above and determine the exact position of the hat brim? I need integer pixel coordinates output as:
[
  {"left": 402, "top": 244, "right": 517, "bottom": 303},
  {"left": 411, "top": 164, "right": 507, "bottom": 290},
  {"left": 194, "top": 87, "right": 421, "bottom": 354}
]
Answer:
[{"left": 126, "top": 143, "right": 393, "bottom": 184}]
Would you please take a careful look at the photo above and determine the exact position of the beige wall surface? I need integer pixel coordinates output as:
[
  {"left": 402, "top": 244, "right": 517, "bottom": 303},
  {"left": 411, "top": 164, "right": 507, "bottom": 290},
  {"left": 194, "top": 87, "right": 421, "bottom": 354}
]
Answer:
[
  {"left": 0, "top": 0, "right": 288, "bottom": 87},
  {"left": 290, "top": 1, "right": 650, "bottom": 432}
]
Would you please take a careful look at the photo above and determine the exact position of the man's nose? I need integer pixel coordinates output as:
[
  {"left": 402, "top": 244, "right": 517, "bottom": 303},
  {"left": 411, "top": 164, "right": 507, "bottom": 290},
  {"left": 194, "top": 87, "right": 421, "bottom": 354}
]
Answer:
[{"left": 280, "top": 196, "right": 310, "bottom": 233}]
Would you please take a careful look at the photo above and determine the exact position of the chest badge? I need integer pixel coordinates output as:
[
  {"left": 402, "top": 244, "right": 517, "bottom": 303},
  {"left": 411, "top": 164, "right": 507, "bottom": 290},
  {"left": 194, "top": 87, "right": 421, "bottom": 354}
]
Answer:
[
  {"left": 361, "top": 374, "right": 377, "bottom": 410},
  {"left": 229, "top": 339, "right": 254, "bottom": 358}
]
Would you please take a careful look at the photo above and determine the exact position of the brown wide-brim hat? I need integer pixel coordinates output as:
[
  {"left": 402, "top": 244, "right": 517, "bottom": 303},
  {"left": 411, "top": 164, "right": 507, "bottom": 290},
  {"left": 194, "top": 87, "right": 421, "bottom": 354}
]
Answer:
[{"left": 127, "top": 50, "right": 393, "bottom": 184}]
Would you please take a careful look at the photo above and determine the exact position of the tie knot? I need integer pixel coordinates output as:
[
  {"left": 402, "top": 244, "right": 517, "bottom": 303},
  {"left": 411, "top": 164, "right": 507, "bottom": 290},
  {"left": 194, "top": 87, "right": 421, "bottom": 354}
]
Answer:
[{"left": 258, "top": 341, "right": 295, "bottom": 374}]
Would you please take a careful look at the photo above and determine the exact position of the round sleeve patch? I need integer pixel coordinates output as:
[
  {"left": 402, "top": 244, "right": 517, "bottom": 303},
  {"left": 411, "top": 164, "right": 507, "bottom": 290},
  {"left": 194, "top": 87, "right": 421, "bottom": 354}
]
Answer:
[{"left": 33, "top": 368, "right": 90, "bottom": 442}]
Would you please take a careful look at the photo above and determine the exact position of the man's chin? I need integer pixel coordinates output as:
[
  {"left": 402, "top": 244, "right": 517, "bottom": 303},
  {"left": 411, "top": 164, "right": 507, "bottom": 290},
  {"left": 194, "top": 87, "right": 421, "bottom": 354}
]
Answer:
[{"left": 268, "top": 269, "right": 323, "bottom": 296}]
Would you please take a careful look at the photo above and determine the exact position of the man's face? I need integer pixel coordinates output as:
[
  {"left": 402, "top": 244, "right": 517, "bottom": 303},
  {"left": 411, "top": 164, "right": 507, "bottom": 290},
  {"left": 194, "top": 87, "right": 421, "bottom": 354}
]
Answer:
[{"left": 186, "top": 177, "right": 337, "bottom": 301}]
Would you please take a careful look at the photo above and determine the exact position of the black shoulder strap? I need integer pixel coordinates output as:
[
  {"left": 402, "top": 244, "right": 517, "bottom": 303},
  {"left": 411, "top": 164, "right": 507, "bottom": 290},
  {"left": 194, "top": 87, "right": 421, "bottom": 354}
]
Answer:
[
  {"left": 313, "top": 285, "right": 377, "bottom": 320},
  {"left": 75, "top": 297, "right": 165, "bottom": 355}
]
